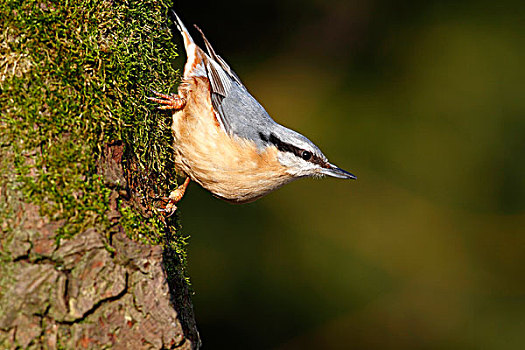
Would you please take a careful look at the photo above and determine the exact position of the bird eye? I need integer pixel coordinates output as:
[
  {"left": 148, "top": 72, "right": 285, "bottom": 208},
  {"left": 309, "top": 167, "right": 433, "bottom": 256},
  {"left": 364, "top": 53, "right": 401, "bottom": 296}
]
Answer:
[{"left": 301, "top": 151, "right": 312, "bottom": 161}]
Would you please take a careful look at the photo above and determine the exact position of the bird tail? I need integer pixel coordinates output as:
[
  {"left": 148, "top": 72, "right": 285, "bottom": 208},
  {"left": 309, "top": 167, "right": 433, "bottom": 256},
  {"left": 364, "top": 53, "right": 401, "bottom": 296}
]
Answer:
[
  {"left": 170, "top": 9, "right": 194, "bottom": 52},
  {"left": 170, "top": 9, "right": 206, "bottom": 79}
]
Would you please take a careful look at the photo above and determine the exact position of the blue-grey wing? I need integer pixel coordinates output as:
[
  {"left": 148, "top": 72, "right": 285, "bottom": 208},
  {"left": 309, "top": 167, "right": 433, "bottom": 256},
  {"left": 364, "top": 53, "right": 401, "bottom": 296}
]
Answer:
[
  {"left": 195, "top": 26, "right": 275, "bottom": 147},
  {"left": 216, "top": 81, "right": 276, "bottom": 148}
]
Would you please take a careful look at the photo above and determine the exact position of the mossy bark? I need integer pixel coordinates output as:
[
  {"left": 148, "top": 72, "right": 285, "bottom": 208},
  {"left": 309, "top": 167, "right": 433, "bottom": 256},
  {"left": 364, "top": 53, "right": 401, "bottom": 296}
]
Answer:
[
  {"left": 1, "top": 0, "right": 199, "bottom": 348},
  {"left": 0, "top": 143, "right": 199, "bottom": 349}
]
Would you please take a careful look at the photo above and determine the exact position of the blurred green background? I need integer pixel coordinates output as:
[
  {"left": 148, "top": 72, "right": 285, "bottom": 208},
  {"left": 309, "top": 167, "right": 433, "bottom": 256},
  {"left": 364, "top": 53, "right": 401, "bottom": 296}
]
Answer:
[{"left": 174, "top": 1, "right": 525, "bottom": 349}]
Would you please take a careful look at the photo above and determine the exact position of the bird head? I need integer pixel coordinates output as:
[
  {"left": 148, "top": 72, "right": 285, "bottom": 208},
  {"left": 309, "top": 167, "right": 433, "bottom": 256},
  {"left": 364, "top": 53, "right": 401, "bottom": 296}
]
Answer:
[{"left": 259, "top": 126, "right": 356, "bottom": 180}]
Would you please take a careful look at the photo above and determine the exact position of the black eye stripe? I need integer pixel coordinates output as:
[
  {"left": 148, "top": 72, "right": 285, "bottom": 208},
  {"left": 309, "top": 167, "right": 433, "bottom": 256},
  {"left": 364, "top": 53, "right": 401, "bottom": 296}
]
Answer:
[
  {"left": 269, "top": 133, "right": 298, "bottom": 154},
  {"left": 261, "top": 133, "right": 326, "bottom": 167},
  {"left": 258, "top": 132, "right": 269, "bottom": 143}
]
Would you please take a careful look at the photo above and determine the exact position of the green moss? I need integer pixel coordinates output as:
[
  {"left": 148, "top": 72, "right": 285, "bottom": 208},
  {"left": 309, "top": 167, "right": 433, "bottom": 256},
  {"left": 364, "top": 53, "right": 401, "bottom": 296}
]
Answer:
[
  {"left": 119, "top": 205, "right": 165, "bottom": 245},
  {"left": 1, "top": 0, "right": 187, "bottom": 268}
]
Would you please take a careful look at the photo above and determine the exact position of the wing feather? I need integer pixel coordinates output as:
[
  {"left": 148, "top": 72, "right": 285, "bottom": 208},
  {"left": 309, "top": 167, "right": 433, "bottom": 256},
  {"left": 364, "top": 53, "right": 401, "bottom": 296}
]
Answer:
[
  {"left": 187, "top": 23, "right": 274, "bottom": 143},
  {"left": 194, "top": 25, "right": 242, "bottom": 86},
  {"left": 192, "top": 25, "right": 248, "bottom": 134}
]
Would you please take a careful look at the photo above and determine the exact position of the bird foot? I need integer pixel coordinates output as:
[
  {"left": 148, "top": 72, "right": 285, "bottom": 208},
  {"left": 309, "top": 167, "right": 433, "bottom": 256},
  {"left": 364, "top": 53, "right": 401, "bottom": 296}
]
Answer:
[
  {"left": 161, "top": 177, "right": 190, "bottom": 216},
  {"left": 148, "top": 89, "right": 186, "bottom": 110}
]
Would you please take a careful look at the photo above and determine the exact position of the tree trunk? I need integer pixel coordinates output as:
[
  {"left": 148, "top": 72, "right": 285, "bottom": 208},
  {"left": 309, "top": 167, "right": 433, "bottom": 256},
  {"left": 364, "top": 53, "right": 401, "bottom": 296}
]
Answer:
[
  {"left": 1, "top": 0, "right": 200, "bottom": 348},
  {"left": 0, "top": 143, "right": 200, "bottom": 349}
]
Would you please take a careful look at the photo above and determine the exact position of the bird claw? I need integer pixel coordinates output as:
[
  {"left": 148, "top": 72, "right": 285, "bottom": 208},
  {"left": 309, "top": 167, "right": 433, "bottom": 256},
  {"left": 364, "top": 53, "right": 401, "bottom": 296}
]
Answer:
[
  {"left": 148, "top": 89, "right": 186, "bottom": 110},
  {"left": 158, "top": 203, "right": 178, "bottom": 217},
  {"left": 157, "top": 177, "right": 190, "bottom": 217}
]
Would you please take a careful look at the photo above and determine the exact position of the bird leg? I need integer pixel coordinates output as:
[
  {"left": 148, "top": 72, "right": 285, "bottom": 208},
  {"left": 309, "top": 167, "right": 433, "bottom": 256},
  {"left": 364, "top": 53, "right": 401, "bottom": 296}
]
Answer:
[
  {"left": 164, "top": 177, "right": 191, "bottom": 215},
  {"left": 148, "top": 90, "right": 186, "bottom": 110}
]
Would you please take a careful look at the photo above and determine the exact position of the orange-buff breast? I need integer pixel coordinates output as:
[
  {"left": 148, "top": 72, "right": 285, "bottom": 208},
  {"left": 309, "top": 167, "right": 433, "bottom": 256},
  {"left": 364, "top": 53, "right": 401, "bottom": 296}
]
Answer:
[{"left": 171, "top": 77, "right": 295, "bottom": 203}]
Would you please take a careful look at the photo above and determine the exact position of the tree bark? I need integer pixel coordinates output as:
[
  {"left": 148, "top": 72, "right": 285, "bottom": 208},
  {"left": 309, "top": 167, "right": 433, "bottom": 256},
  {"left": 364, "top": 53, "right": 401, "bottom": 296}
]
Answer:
[
  {"left": 0, "top": 143, "right": 200, "bottom": 349},
  {"left": 0, "top": 0, "right": 200, "bottom": 348}
]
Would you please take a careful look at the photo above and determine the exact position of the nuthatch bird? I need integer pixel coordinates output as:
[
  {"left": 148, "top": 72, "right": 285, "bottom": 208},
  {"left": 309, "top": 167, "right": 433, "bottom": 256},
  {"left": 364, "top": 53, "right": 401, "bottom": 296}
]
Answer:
[{"left": 149, "top": 10, "right": 355, "bottom": 211}]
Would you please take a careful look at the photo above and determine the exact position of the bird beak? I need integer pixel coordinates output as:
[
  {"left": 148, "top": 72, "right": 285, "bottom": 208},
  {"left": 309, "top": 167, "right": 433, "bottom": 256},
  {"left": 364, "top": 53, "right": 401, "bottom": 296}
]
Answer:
[{"left": 321, "top": 163, "right": 357, "bottom": 179}]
